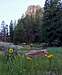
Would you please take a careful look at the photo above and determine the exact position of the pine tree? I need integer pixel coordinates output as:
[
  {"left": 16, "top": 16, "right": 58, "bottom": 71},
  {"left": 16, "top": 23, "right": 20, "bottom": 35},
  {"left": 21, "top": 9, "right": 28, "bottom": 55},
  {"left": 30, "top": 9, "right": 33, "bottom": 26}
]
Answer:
[
  {"left": 9, "top": 20, "right": 14, "bottom": 42},
  {"left": 42, "top": 0, "right": 61, "bottom": 46}
]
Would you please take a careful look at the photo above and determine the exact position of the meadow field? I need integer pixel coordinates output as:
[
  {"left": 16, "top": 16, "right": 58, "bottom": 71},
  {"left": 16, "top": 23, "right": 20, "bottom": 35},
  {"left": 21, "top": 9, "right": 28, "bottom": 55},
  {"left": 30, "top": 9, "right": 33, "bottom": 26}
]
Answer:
[{"left": 0, "top": 47, "right": 62, "bottom": 75}]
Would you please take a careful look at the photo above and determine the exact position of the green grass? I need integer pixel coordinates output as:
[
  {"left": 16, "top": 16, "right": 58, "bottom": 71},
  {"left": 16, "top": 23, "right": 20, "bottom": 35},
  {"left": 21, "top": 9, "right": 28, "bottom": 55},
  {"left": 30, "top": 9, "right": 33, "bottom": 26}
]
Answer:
[{"left": 0, "top": 47, "right": 62, "bottom": 75}]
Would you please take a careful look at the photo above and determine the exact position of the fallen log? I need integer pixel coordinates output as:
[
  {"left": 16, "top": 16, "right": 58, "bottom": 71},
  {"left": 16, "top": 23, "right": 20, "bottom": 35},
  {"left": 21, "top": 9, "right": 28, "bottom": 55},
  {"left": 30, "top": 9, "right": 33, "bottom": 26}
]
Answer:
[{"left": 25, "top": 49, "right": 48, "bottom": 57}]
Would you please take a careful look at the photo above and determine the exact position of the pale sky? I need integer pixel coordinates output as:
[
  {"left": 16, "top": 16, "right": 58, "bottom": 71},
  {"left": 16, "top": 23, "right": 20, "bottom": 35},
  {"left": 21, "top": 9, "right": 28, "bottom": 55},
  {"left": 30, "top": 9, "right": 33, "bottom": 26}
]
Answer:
[{"left": 0, "top": 0, "right": 45, "bottom": 25}]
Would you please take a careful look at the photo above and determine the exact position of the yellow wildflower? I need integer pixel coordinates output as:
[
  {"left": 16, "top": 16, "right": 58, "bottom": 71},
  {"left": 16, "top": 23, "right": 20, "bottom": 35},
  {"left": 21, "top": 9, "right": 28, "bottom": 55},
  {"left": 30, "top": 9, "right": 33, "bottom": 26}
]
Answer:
[
  {"left": 8, "top": 48, "right": 14, "bottom": 54},
  {"left": 26, "top": 56, "right": 32, "bottom": 61},
  {"left": 47, "top": 54, "right": 54, "bottom": 60}
]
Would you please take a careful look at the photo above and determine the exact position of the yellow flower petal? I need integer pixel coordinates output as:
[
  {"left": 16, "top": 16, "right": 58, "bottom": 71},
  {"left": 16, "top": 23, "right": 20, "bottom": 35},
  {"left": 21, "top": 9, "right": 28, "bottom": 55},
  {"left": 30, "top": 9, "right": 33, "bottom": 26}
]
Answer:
[
  {"left": 47, "top": 54, "right": 54, "bottom": 59},
  {"left": 26, "top": 57, "right": 32, "bottom": 61}
]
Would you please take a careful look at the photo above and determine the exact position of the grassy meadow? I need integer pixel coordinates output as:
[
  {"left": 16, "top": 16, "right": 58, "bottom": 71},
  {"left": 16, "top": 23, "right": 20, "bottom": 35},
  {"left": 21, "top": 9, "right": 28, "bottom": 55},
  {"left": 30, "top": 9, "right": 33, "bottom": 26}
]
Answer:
[{"left": 0, "top": 47, "right": 62, "bottom": 75}]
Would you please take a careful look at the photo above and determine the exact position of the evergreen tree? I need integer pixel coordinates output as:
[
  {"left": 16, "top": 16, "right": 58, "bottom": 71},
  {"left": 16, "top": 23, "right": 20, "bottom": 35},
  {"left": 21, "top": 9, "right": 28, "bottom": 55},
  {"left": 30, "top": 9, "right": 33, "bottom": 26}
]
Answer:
[
  {"left": 42, "top": 0, "right": 61, "bottom": 46},
  {"left": 9, "top": 20, "right": 14, "bottom": 42},
  {"left": 1, "top": 20, "right": 6, "bottom": 41},
  {"left": 13, "top": 19, "right": 25, "bottom": 44},
  {"left": 13, "top": 8, "right": 43, "bottom": 44}
]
